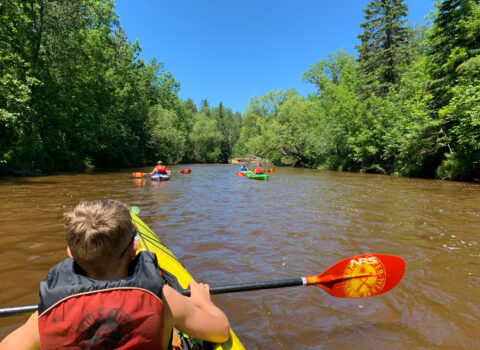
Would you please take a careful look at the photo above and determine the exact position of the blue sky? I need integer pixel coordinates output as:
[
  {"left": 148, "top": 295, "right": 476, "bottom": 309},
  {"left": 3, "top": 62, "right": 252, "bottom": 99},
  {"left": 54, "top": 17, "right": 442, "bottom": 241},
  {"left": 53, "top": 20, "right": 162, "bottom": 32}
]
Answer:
[{"left": 114, "top": 0, "right": 436, "bottom": 113}]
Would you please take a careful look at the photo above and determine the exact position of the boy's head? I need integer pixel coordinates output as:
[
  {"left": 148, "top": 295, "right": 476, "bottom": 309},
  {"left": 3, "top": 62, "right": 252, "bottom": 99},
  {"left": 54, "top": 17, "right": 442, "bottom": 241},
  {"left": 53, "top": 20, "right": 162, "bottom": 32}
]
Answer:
[
  {"left": 64, "top": 200, "right": 135, "bottom": 274},
  {"left": 157, "top": 160, "right": 163, "bottom": 165}
]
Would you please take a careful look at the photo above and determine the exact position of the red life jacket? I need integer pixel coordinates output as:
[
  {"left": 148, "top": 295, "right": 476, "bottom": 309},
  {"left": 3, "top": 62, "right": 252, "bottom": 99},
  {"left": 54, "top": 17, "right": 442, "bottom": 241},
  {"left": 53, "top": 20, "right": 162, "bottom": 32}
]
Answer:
[
  {"left": 254, "top": 167, "right": 263, "bottom": 174},
  {"left": 38, "top": 252, "right": 165, "bottom": 350},
  {"left": 155, "top": 165, "right": 167, "bottom": 174}
]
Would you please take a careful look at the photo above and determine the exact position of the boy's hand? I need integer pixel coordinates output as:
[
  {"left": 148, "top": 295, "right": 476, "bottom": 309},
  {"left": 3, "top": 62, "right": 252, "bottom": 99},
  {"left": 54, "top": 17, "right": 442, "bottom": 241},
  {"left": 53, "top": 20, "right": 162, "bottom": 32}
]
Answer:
[{"left": 188, "top": 281, "right": 213, "bottom": 308}]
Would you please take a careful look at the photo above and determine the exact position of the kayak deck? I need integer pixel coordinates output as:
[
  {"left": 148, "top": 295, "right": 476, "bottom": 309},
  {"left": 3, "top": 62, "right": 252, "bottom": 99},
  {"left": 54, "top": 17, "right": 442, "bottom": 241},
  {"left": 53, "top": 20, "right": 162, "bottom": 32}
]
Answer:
[
  {"left": 131, "top": 213, "right": 244, "bottom": 350},
  {"left": 150, "top": 174, "right": 170, "bottom": 181},
  {"left": 246, "top": 172, "right": 269, "bottom": 181}
]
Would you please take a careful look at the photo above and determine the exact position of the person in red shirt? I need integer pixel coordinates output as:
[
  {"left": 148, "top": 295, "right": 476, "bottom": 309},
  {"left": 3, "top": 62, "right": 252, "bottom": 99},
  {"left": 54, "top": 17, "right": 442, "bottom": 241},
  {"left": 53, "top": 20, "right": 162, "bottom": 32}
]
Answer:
[
  {"left": 150, "top": 160, "right": 171, "bottom": 175},
  {"left": 254, "top": 162, "right": 264, "bottom": 174},
  {"left": 0, "top": 200, "right": 229, "bottom": 350}
]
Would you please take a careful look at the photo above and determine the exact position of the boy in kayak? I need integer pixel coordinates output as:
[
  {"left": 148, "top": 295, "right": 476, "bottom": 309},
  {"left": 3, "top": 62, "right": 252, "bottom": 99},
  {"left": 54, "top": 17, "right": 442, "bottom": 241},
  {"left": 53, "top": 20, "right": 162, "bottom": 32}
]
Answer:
[
  {"left": 254, "top": 162, "right": 264, "bottom": 174},
  {"left": 150, "top": 160, "right": 171, "bottom": 176},
  {"left": 0, "top": 200, "right": 230, "bottom": 349}
]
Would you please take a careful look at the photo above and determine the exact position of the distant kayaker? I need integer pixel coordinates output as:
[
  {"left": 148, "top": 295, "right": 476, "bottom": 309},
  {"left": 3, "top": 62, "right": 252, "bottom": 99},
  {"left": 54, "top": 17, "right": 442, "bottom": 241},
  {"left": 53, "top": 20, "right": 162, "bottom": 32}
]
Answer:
[
  {"left": 254, "top": 162, "right": 264, "bottom": 174},
  {"left": 0, "top": 200, "right": 230, "bottom": 349},
  {"left": 238, "top": 165, "right": 247, "bottom": 172},
  {"left": 150, "top": 160, "right": 171, "bottom": 176}
]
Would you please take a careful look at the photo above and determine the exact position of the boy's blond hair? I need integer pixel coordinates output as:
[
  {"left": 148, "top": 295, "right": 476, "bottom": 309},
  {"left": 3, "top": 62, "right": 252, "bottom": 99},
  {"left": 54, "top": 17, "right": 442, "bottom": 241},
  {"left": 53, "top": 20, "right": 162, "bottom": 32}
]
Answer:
[{"left": 64, "top": 200, "right": 133, "bottom": 274}]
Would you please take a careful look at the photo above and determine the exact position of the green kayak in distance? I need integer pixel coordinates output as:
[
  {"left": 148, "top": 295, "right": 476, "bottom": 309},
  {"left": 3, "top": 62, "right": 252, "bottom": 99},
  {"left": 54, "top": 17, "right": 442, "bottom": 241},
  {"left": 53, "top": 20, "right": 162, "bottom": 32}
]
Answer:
[{"left": 246, "top": 172, "right": 269, "bottom": 181}]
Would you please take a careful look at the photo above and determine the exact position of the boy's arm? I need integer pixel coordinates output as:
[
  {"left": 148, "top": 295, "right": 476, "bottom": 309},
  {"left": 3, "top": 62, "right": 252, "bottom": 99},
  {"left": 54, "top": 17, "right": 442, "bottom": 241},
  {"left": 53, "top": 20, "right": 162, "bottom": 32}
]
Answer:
[
  {"left": 0, "top": 312, "right": 40, "bottom": 350},
  {"left": 162, "top": 282, "right": 230, "bottom": 344}
]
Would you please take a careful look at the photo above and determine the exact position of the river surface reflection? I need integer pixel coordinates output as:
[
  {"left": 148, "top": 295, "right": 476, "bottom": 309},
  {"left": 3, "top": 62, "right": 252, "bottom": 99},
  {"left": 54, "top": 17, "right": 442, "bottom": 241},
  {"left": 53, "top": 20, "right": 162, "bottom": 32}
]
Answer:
[{"left": 0, "top": 164, "right": 479, "bottom": 349}]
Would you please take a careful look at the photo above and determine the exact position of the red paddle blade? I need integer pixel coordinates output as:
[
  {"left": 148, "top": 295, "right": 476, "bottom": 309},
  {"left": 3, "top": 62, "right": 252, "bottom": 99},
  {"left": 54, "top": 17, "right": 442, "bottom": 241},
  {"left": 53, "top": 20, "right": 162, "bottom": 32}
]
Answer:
[
  {"left": 236, "top": 172, "right": 246, "bottom": 176},
  {"left": 306, "top": 254, "right": 405, "bottom": 298},
  {"left": 132, "top": 172, "right": 144, "bottom": 178},
  {"left": 267, "top": 168, "right": 275, "bottom": 173},
  {"left": 180, "top": 169, "right": 191, "bottom": 174}
]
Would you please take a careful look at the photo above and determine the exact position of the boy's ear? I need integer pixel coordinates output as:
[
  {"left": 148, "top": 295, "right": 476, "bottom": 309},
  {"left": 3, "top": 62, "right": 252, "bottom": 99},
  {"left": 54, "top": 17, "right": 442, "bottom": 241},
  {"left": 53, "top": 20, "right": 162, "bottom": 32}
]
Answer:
[
  {"left": 66, "top": 246, "right": 73, "bottom": 258},
  {"left": 131, "top": 239, "right": 138, "bottom": 257}
]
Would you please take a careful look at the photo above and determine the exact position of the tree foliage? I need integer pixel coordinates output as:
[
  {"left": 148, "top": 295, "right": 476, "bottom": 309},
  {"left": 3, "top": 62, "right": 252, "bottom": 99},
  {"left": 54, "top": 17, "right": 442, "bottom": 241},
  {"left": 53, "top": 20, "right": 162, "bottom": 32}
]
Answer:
[
  {"left": 234, "top": 0, "right": 479, "bottom": 181},
  {"left": 0, "top": 0, "right": 242, "bottom": 172},
  {"left": 427, "top": 0, "right": 480, "bottom": 108}
]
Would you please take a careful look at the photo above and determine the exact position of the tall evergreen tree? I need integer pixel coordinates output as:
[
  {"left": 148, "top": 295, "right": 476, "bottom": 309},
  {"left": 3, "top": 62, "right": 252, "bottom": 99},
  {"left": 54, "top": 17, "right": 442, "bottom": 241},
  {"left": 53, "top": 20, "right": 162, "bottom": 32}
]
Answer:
[
  {"left": 212, "top": 102, "right": 241, "bottom": 163},
  {"left": 215, "top": 102, "right": 228, "bottom": 162},
  {"left": 356, "top": 0, "right": 410, "bottom": 96},
  {"left": 200, "top": 98, "right": 210, "bottom": 110}
]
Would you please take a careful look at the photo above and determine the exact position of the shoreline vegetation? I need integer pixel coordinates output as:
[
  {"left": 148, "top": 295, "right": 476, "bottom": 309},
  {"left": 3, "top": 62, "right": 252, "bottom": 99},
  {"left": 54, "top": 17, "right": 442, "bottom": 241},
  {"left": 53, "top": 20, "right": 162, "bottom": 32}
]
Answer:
[{"left": 1, "top": 1, "right": 479, "bottom": 182}]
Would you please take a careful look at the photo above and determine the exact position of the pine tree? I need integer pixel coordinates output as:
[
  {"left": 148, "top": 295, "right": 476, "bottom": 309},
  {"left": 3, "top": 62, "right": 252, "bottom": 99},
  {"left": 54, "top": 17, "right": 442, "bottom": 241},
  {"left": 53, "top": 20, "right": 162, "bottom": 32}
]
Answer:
[
  {"left": 356, "top": 0, "right": 410, "bottom": 97},
  {"left": 200, "top": 98, "right": 210, "bottom": 110}
]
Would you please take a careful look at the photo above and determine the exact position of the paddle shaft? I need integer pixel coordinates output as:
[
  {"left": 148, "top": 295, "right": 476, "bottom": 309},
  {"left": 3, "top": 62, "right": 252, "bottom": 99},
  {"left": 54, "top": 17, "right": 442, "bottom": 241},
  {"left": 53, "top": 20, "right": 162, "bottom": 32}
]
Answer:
[
  {"left": 178, "top": 274, "right": 375, "bottom": 296},
  {"left": 180, "top": 277, "right": 305, "bottom": 296},
  {"left": 0, "top": 278, "right": 306, "bottom": 317},
  {"left": 0, "top": 304, "right": 37, "bottom": 317}
]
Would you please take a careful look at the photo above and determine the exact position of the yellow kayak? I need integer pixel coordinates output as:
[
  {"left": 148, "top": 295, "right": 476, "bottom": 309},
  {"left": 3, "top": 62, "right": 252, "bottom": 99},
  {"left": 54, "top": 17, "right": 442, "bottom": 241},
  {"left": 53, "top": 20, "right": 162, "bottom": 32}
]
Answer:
[{"left": 131, "top": 212, "right": 244, "bottom": 350}]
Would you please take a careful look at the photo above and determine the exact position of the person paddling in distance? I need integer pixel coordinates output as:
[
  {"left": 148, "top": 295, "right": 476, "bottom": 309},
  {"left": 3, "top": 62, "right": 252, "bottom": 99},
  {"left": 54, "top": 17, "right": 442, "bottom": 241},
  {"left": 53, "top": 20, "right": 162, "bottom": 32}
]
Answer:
[
  {"left": 238, "top": 165, "right": 247, "bottom": 173},
  {"left": 253, "top": 161, "right": 264, "bottom": 174},
  {"left": 0, "top": 200, "right": 230, "bottom": 350},
  {"left": 150, "top": 160, "right": 171, "bottom": 176}
]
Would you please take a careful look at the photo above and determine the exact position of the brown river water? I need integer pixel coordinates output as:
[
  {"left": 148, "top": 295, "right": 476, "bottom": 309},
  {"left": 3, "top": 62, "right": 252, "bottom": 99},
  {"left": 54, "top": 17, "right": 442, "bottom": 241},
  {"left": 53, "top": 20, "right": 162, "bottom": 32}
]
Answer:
[{"left": 0, "top": 164, "right": 479, "bottom": 349}]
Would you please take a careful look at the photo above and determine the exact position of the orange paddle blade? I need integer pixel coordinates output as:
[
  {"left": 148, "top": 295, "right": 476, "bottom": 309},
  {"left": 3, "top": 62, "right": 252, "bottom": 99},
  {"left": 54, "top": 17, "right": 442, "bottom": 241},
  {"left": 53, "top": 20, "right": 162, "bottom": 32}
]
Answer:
[
  {"left": 306, "top": 254, "right": 405, "bottom": 298},
  {"left": 179, "top": 169, "right": 191, "bottom": 174},
  {"left": 267, "top": 168, "right": 275, "bottom": 173},
  {"left": 236, "top": 172, "right": 246, "bottom": 176},
  {"left": 132, "top": 172, "right": 145, "bottom": 178}
]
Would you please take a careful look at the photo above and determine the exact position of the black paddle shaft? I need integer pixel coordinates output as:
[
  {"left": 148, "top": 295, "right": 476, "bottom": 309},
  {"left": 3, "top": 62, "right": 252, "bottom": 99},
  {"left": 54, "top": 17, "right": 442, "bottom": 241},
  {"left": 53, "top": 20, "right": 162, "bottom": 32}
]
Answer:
[
  {"left": 180, "top": 277, "right": 305, "bottom": 296},
  {"left": 0, "top": 304, "right": 37, "bottom": 318},
  {"left": 0, "top": 278, "right": 306, "bottom": 317}
]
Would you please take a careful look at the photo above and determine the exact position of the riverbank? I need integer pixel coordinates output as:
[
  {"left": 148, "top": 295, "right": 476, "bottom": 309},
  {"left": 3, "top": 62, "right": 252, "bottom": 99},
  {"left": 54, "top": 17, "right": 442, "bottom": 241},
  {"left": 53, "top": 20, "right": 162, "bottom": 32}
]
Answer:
[{"left": 3, "top": 158, "right": 480, "bottom": 184}]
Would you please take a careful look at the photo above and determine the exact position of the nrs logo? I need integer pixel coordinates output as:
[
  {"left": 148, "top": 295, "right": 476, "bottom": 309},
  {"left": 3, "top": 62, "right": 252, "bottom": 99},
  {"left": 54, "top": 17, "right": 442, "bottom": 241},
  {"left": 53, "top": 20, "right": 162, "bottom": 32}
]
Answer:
[{"left": 349, "top": 256, "right": 378, "bottom": 266}]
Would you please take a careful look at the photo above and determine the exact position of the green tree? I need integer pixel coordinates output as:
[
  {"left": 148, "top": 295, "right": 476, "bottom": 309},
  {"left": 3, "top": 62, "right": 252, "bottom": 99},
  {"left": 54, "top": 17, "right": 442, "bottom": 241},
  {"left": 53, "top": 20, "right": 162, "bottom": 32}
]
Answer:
[
  {"left": 190, "top": 112, "right": 223, "bottom": 162},
  {"left": 184, "top": 98, "right": 198, "bottom": 115},
  {"left": 303, "top": 50, "right": 360, "bottom": 170},
  {"left": 234, "top": 90, "right": 297, "bottom": 160},
  {"left": 211, "top": 102, "right": 242, "bottom": 163},
  {"left": 274, "top": 96, "right": 322, "bottom": 166},
  {"left": 302, "top": 49, "right": 353, "bottom": 95},
  {"left": 356, "top": 0, "right": 410, "bottom": 96},
  {"left": 200, "top": 98, "right": 210, "bottom": 110},
  {"left": 147, "top": 105, "right": 186, "bottom": 164}
]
